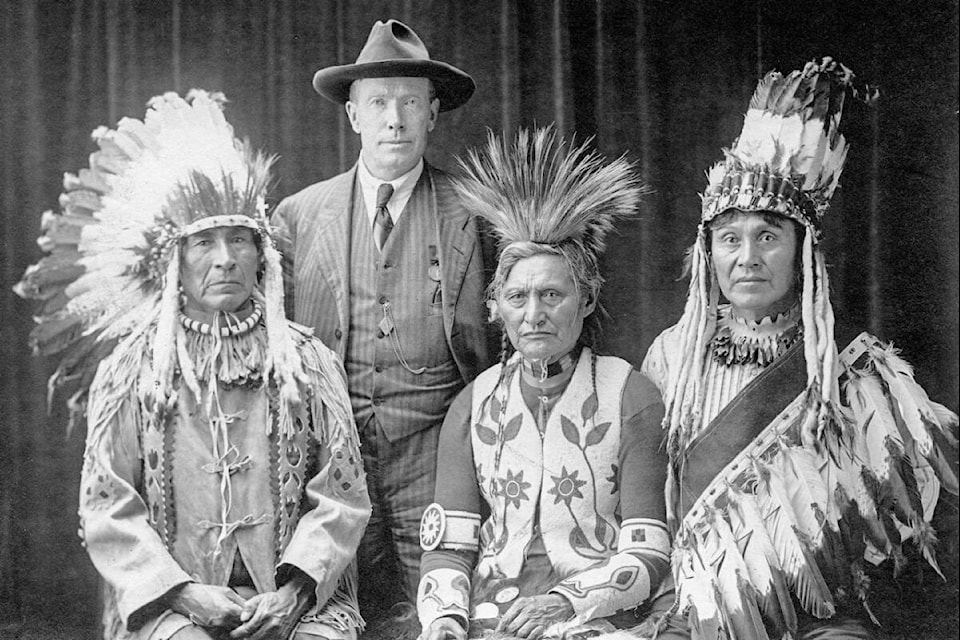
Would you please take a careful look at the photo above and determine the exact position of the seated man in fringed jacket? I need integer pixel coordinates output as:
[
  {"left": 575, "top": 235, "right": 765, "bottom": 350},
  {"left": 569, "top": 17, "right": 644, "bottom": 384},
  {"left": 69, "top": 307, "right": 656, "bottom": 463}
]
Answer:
[{"left": 16, "top": 91, "right": 371, "bottom": 640}]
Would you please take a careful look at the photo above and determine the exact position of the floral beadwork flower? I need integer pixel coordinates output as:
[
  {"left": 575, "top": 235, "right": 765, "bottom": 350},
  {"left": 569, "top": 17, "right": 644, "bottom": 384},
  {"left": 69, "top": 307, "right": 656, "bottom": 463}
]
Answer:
[
  {"left": 606, "top": 464, "right": 619, "bottom": 495},
  {"left": 548, "top": 466, "right": 588, "bottom": 506},
  {"left": 498, "top": 469, "right": 531, "bottom": 510}
]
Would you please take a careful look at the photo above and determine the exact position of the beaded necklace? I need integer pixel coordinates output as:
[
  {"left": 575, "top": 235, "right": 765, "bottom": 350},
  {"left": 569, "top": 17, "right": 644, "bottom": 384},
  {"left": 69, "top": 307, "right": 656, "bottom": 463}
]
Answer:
[
  {"left": 709, "top": 303, "right": 802, "bottom": 367},
  {"left": 178, "top": 300, "right": 263, "bottom": 337},
  {"left": 520, "top": 347, "right": 580, "bottom": 433}
]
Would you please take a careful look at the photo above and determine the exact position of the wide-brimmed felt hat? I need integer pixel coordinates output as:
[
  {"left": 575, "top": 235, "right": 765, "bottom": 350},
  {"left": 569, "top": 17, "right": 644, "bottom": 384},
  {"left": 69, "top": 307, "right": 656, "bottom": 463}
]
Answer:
[{"left": 312, "top": 19, "right": 475, "bottom": 112}]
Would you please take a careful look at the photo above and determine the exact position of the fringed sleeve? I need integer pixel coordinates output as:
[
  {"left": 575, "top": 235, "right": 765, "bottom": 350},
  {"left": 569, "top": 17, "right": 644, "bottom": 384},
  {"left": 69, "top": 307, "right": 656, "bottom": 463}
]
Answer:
[
  {"left": 278, "top": 329, "right": 371, "bottom": 624},
  {"left": 79, "top": 343, "right": 192, "bottom": 629}
]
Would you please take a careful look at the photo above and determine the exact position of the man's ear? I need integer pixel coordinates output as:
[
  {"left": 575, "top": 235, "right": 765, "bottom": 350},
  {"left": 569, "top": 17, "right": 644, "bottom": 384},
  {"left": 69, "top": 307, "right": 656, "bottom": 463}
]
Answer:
[
  {"left": 487, "top": 298, "right": 500, "bottom": 323},
  {"left": 345, "top": 101, "right": 361, "bottom": 134},
  {"left": 427, "top": 98, "right": 439, "bottom": 132},
  {"left": 582, "top": 291, "right": 598, "bottom": 316}
]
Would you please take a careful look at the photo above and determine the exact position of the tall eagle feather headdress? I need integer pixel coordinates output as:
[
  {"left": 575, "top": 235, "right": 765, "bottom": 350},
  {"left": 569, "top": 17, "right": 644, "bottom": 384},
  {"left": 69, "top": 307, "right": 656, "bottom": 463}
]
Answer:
[
  {"left": 663, "top": 58, "right": 878, "bottom": 454},
  {"left": 661, "top": 60, "right": 958, "bottom": 639},
  {"left": 15, "top": 91, "right": 305, "bottom": 432},
  {"left": 700, "top": 57, "right": 870, "bottom": 232}
]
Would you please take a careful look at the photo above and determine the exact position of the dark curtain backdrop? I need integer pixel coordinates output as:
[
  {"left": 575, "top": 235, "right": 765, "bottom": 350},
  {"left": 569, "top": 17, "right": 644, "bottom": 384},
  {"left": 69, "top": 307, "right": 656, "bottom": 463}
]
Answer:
[{"left": 1, "top": 0, "right": 957, "bottom": 636}]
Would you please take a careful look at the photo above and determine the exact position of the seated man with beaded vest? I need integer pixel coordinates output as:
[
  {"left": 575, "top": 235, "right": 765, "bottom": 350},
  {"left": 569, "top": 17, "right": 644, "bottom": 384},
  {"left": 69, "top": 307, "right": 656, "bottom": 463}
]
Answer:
[{"left": 416, "top": 129, "right": 674, "bottom": 640}]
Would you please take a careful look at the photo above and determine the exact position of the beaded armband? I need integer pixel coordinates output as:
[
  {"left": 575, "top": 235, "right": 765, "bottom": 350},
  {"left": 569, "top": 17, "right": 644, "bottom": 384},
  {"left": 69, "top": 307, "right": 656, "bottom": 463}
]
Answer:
[{"left": 419, "top": 503, "right": 481, "bottom": 552}]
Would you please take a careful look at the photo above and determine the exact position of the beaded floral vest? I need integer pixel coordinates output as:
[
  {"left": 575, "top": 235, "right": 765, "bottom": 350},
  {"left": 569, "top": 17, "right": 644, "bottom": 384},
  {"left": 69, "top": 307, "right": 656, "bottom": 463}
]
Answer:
[{"left": 469, "top": 348, "right": 631, "bottom": 580}]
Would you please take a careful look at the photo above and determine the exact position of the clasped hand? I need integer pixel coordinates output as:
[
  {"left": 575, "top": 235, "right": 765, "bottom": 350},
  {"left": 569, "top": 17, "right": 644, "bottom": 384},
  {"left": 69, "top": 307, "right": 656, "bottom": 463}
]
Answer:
[
  {"left": 496, "top": 594, "right": 575, "bottom": 640},
  {"left": 170, "top": 582, "right": 302, "bottom": 639},
  {"left": 419, "top": 594, "right": 574, "bottom": 640}
]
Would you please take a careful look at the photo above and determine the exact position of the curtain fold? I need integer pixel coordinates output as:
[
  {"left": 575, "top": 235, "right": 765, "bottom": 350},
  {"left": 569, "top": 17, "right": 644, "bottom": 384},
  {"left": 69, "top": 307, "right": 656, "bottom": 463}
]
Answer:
[{"left": 1, "top": 0, "right": 956, "bottom": 631}]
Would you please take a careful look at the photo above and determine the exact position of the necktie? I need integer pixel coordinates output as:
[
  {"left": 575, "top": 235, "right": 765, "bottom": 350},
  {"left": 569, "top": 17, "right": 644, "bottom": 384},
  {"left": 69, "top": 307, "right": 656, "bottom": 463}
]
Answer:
[{"left": 373, "top": 183, "right": 394, "bottom": 250}]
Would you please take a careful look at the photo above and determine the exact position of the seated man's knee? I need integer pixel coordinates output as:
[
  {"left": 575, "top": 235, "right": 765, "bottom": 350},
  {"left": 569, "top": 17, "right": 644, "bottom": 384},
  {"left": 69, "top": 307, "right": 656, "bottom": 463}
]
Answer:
[
  {"left": 170, "top": 626, "right": 217, "bottom": 640},
  {"left": 292, "top": 630, "right": 358, "bottom": 640}
]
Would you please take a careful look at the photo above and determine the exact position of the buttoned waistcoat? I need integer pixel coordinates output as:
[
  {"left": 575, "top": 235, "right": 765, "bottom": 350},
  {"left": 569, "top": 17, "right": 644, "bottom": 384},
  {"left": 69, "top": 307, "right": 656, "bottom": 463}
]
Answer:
[{"left": 271, "top": 162, "right": 494, "bottom": 411}]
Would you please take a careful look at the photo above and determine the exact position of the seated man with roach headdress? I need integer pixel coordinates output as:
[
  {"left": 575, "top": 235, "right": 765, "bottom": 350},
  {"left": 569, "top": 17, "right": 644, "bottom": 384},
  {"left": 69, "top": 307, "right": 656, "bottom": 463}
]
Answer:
[
  {"left": 415, "top": 129, "right": 674, "bottom": 640},
  {"left": 15, "top": 92, "right": 370, "bottom": 640}
]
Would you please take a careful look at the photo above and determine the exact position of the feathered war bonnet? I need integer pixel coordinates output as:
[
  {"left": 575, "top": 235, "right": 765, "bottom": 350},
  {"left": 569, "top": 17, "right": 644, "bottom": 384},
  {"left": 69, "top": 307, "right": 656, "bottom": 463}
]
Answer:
[
  {"left": 663, "top": 58, "right": 877, "bottom": 458},
  {"left": 15, "top": 91, "right": 305, "bottom": 434},
  {"left": 452, "top": 126, "right": 645, "bottom": 356}
]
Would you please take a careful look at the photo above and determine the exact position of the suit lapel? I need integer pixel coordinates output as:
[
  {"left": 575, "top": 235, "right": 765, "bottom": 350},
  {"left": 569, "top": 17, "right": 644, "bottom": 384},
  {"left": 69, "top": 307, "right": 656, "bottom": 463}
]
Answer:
[
  {"left": 430, "top": 164, "right": 475, "bottom": 315},
  {"left": 309, "top": 168, "right": 356, "bottom": 356}
]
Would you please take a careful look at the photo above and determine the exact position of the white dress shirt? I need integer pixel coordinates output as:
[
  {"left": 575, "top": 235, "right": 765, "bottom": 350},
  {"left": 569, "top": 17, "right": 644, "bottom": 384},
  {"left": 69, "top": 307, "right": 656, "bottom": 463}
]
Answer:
[{"left": 356, "top": 157, "right": 424, "bottom": 226}]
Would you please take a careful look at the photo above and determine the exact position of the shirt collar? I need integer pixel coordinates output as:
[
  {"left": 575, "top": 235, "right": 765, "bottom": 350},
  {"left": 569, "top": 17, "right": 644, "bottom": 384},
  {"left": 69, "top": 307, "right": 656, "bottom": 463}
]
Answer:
[{"left": 356, "top": 157, "right": 424, "bottom": 223}]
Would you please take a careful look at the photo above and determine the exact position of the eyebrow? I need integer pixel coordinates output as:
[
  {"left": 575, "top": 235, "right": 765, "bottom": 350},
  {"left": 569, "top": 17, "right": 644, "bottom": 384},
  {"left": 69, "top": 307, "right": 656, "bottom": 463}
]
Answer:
[{"left": 715, "top": 222, "right": 782, "bottom": 232}]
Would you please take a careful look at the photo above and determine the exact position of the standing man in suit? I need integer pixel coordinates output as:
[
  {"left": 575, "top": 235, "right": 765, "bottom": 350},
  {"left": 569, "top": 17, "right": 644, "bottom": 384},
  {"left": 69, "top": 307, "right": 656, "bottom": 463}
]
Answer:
[{"left": 271, "top": 19, "right": 495, "bottom": 629}]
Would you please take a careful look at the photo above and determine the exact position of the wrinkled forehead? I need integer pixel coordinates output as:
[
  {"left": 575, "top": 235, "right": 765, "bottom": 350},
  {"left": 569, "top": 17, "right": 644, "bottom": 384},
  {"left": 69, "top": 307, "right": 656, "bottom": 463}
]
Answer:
[{"left": 502, "top": 254, "right": 575, "bottom": 289}]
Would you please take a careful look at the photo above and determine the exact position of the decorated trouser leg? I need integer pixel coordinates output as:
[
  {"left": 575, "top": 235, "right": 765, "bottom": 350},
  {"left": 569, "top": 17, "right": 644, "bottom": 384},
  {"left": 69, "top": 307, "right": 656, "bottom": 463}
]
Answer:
[
  {"left": 357, "top": 416, "right": 439, "bottom": 626},
  {"left": 464, "top": 558, "right": 676, "bottom": 639}
]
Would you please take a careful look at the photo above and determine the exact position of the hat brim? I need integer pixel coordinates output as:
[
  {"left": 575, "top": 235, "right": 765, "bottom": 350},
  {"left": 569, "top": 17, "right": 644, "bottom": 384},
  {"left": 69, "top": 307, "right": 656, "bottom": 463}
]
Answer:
[{"left": 312, "top": 59, "right": 475, "bottom": 112}]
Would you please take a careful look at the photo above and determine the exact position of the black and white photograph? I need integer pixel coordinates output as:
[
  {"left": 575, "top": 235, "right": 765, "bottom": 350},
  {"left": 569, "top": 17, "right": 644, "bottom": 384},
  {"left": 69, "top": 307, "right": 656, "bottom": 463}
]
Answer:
[{"left": 1, "top": 2, "right": 957, "bottom": 639}]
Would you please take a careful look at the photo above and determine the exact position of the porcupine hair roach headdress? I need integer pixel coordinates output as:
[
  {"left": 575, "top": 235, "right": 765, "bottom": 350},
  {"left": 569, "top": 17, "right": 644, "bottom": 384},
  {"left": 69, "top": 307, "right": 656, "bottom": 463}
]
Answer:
[
  {"left": 662, "top": 57, "right": 878, "bottom": 455},
  {"left": 452, "top": 126, "right": 645, "bottom": 358},
  {"left": 14, "top": 90, "right": 306, "bottom": 433}
]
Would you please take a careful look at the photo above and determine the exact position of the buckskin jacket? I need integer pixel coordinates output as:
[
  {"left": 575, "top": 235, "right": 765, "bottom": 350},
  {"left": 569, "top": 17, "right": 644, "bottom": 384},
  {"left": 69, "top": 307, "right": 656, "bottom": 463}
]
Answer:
[{"left": 78, "top": 319, "right": 370, "bottom": 639}]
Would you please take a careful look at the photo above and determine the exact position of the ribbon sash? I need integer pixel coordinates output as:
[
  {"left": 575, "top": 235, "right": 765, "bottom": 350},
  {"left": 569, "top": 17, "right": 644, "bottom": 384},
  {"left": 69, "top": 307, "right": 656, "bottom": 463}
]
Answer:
[{"left": 678, "top": 340, "right": 806, "bottom": 518}]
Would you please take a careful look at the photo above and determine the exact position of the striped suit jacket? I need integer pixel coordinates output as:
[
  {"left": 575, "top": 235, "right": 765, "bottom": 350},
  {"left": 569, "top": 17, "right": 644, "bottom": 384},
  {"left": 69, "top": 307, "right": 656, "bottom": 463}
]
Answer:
[{"left": 271, "top": 161, "right": 495, "bottom": 388}]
